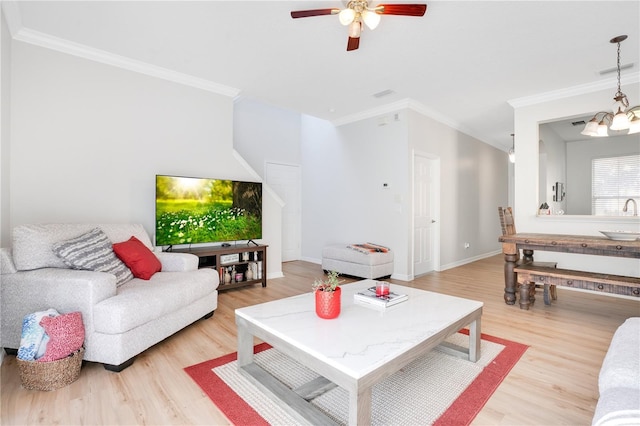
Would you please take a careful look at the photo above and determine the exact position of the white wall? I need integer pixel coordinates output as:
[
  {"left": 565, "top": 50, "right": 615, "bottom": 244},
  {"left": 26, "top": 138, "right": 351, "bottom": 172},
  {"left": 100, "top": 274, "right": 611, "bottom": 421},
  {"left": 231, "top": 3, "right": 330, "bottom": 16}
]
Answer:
[
  {"left": 233, "top": 97, "right": 303, "bottom": 277},
  {"left": 234, "top": 97, "right": 301, "bottom": 171},
  {"left": 1, "top": 9, "right": 11, "bottom": 247},
  {"left": 8, "top": 40, "right": 283, "bottom": 277},
  {"left": 299, "top": 108, "right": 507, "bottom": 280},
  {"left": 5, "top": 29, "right": 509, "bottom": 284},
  {"left": 300, "top": 112, "right": 411, "bottom": 277},
  {"left": 513, "top": 83, "right": 640, "bottom": 277},
  {"left": 0, "top": 6, "right": 12, "bottom": 367},
  {"left": 408, "top": 110, "right": 508, "bottom": 269}
]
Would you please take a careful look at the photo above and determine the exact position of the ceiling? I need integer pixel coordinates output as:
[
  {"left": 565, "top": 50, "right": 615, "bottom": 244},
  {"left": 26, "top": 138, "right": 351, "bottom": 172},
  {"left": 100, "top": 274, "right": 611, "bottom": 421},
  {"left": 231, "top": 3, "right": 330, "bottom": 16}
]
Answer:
[{"left": 5, "top": 1, "right": 640, "bottom": 151}]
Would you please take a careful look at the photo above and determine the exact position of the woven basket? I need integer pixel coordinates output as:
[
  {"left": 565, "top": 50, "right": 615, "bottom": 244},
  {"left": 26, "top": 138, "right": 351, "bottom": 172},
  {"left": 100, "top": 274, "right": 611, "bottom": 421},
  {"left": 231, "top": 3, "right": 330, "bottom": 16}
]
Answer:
[{"left": 17, "top": 347, "right": 84, "bottom": 391}]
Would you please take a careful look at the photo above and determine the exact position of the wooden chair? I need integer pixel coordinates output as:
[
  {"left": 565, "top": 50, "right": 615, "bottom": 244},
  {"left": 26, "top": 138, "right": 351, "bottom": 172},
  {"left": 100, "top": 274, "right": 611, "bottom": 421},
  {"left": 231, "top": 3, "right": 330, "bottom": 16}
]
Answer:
[{"left": 498, "top": 207, "right": 558, "bottom": 304}]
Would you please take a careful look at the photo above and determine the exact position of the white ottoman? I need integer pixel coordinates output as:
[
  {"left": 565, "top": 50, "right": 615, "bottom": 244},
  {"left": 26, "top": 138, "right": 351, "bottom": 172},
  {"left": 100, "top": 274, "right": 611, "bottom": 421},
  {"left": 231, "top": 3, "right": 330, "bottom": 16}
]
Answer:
[{"left": 322, "top": 244, "right": 394, "bottom": 279}]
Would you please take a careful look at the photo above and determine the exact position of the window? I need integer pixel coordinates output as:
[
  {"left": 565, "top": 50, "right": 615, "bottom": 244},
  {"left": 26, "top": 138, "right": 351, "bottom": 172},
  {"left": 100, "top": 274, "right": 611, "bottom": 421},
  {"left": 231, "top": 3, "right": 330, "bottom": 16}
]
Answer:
[{"left": 592, "top": 154, "right": 640, "bottom": 215}]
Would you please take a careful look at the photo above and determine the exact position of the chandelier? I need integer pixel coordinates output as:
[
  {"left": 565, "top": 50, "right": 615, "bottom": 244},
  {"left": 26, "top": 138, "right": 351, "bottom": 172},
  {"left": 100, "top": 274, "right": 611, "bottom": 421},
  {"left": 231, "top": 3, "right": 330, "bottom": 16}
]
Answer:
[{"left": 581, "top": 35, "right": 640, "bottom": 137}]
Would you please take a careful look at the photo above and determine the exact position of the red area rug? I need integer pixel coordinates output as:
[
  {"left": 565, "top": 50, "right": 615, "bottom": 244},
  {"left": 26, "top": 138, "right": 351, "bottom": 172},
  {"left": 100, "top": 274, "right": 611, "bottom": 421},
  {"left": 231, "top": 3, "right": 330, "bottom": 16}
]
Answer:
[{"left": 185, "top": 331, "right": 527, "bottom": 426}]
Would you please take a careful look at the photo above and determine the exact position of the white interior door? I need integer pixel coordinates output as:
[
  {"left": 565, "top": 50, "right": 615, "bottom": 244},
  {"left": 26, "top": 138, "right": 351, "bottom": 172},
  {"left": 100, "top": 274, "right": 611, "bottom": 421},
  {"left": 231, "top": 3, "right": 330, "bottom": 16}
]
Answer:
[
  {"left": 413, "top": 154, "right": 439, "bottom": 275},
  {"left": 265, "top": 162, "right": 301, "bottom": 262}
]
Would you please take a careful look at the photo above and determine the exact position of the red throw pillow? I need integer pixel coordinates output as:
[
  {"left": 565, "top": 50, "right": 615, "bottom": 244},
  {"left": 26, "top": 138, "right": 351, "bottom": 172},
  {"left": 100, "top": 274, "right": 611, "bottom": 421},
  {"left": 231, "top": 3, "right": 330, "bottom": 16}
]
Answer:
[
  {"left": 113, "top": 236, "right": 162, "bottom": 280},
  {"left": 38, "top": 312, "right": 85, "bottom": 362}
]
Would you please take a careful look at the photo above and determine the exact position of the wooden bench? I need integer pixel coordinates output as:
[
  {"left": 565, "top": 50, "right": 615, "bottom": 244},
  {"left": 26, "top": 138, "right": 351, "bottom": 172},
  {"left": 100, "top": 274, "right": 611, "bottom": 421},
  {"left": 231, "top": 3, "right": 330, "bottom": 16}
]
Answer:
[{"left": 514, "top": 263, "right": 640, "bottom": 310}]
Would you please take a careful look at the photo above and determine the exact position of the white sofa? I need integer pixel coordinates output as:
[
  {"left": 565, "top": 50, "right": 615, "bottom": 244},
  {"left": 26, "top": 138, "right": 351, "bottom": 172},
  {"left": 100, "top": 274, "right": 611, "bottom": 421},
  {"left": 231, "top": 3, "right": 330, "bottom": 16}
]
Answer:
[
  {"left": 592, "top": 317, "right": 640, "bottom": 426},
  {"left": 1, "top": 224, "right": 219, "bottom": 371}
]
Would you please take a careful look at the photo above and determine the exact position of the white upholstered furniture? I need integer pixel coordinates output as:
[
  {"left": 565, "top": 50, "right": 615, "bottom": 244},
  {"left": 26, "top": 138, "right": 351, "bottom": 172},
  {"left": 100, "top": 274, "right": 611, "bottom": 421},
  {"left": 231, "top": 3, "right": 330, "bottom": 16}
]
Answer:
[
  {"left": 592, "top": 317, "right": 640, "bottom": 426},
  {"left": 322, "top": 244, "right": 393, "bottom": 279},
  {"left": 1, "top": 224, "right": 219, "bottom": 371}
]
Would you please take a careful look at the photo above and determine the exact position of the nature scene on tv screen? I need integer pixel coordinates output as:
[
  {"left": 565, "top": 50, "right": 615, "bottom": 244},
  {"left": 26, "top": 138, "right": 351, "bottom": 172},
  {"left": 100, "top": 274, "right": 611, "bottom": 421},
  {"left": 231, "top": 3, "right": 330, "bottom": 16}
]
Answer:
[{"left": 155, "top": 176, "right": 262, "bottom": 245}]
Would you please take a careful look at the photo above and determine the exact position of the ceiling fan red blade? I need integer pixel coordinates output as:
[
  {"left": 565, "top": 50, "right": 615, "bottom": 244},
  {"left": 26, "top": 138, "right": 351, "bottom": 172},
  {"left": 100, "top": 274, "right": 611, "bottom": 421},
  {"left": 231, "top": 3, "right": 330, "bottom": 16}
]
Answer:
[
  {"left": 291, "top": 8, "right": 339, "bottom": 19},
  {"left": 378, "top": 4, "right": 427, "bottom": 16},
  {"left": 347, "top": 37, "right": 360, "bottom": 51}
]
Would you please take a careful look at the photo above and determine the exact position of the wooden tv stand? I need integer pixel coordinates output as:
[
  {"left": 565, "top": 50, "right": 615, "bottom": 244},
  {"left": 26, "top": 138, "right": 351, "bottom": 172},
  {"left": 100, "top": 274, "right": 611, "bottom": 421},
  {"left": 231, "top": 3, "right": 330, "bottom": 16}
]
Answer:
[{"left": 171, "top": 244, "right": 267, "bottom": 291}]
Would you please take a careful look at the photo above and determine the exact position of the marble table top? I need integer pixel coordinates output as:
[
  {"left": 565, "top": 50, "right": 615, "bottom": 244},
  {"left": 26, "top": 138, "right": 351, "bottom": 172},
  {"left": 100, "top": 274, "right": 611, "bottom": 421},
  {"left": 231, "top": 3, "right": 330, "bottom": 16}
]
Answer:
[{"left": 235, "top": 280, "right": 483, "bottom": 379}]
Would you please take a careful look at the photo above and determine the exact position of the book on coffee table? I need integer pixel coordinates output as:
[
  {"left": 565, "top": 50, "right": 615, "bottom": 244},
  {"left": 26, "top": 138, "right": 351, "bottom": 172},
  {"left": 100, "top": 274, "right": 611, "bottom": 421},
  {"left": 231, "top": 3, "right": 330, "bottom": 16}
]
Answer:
[{"left": 354, "top": 286, "right": 408, "bottom": 309}]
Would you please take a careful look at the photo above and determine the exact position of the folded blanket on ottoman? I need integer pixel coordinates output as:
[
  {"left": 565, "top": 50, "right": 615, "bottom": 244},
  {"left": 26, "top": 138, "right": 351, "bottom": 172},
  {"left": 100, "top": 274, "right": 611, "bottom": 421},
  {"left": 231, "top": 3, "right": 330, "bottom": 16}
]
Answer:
[{"left": 348, "top": 243, "right": 391, "bottom": 254}]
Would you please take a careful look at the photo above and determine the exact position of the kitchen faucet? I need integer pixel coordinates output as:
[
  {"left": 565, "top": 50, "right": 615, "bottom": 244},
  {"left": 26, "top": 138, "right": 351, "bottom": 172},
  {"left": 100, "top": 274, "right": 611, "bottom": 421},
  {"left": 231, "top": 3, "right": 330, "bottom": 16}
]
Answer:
[{"left": 623, "top": 198, "right": 637, "bottom": 216}]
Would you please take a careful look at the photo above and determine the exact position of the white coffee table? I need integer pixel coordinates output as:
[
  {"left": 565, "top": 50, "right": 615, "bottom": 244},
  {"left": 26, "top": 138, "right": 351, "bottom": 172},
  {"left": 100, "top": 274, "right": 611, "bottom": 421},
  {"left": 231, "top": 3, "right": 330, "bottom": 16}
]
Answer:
[{"left": 235, "top": 280, "right": 483, "bottom": 425}]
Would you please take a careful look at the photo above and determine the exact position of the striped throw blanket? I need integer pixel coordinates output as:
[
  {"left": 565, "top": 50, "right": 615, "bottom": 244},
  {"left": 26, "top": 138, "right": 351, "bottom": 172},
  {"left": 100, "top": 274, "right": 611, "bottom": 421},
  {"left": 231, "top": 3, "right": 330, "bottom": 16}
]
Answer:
[{"left": 348, "top": 243, "right": 391, "bottom": 254}]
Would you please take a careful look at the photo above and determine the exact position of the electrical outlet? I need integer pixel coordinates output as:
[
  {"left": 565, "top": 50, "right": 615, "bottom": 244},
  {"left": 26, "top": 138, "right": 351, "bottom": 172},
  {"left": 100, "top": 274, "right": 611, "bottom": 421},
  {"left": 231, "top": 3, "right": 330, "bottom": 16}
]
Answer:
[{"left": 464, "top": 242, "right": 470, "bottom": 249}]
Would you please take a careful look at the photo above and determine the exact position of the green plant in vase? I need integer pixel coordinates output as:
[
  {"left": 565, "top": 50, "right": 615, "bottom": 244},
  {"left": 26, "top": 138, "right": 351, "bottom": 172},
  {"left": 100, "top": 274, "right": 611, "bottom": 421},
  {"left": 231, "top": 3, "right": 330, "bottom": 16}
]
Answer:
[
  {"left": 312, "top": 270, "right": 342, "bottom": 292},
  {"left": 313, "top": 270, "right": 343, "bottom": 319}
]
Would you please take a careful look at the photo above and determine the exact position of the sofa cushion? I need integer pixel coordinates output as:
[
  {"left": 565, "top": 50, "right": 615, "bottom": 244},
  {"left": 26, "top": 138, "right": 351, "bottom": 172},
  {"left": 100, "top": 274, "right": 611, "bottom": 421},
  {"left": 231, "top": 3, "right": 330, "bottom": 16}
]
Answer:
[
  {"left": 592, "top": 386, "right": 640, "bottom": 426},
  {"left": 38, "top": 312, "right": 85, "bottom": 362},
  {"left": 113, "top": 236, "right": 162, "bottom": 280},
  {"left": 52, "top": 228, "right": 134, "bottom": 287},
  {"left": 12, "top": 223, "right": 153, "bottom": 271},
  {"left": 599, "top": 317, "right": 640, "bottom": 393},
  {"left": 92, "top": 269, "right": 217, "bottom": 335}
]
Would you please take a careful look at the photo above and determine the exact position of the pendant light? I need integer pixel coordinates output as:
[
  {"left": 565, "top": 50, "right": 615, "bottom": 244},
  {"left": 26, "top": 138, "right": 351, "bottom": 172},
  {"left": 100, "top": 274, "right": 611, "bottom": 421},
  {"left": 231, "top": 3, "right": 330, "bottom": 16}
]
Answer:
[{"left": 581, "top": 35, "right": 640, "bottom": 137}]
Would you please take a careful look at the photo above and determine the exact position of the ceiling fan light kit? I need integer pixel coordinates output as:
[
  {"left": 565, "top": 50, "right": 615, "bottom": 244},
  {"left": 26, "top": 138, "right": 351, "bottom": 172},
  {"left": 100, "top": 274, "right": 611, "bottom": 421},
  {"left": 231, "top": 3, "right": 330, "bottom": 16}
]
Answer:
[
  {"left": 291, "top": 2, "right": 427, "bottom": 51},
  {"left": 339, "top": 8, "right": 356, "bottom": 25},
  {"left": 581, "top": 35, "right": 640, "bottom": 137},
  {"left": 361, "top": 9, "right": 381, "bottom": 29}
]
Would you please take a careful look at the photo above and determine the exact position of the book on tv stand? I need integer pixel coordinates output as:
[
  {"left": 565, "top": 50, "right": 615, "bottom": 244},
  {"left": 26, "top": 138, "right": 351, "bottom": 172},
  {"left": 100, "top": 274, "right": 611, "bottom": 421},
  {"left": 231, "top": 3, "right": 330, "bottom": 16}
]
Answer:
[{"left": 354, "top": 285, "right": 408, "bottom": 309}]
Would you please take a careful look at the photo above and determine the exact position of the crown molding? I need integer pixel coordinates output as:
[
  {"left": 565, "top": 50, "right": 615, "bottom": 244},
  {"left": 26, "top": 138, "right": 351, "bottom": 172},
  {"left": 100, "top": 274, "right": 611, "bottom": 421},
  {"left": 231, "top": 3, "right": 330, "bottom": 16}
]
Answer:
[
  {"left": 5, "top": 12, "right": 240, "bottom": 98},
  {"left": 331, "top": 97, "right": 474, "bottom": 135},
  {"left": 330, "top": 98, "right": 501, "bottom": 148},
  {"left": 400, "top": 99, "right": 506, "bottom": 151},
  {"left": 508, "top": 72, "right": 640, "bottom": 108},
  {"left": 404, "top": 98, "right": 479, "bottom": 138}
]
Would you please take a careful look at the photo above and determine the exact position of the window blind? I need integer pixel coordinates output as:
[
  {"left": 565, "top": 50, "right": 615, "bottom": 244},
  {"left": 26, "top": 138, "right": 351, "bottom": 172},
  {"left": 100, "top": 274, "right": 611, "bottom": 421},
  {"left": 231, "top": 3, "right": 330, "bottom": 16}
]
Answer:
[{"left": 592, "top": 154, "right": 640, "bottom": 215}]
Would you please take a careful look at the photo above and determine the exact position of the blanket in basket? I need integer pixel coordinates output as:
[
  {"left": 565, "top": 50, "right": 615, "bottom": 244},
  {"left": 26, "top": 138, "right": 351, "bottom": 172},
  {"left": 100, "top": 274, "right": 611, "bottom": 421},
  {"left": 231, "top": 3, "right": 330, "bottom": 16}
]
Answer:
[
  {"left": 18, "top": 310, "right": 84, "bottom": 362},
  {"left": 17, "top": 309, "right": 59, "bottom": 361}
]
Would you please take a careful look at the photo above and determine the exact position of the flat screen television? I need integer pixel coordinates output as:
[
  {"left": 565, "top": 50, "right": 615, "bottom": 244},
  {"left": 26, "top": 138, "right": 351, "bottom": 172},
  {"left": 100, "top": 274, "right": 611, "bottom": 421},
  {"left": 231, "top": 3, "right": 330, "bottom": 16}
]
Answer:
[{"left": 155, "top": 175, "right": 262, "bottom": 246}]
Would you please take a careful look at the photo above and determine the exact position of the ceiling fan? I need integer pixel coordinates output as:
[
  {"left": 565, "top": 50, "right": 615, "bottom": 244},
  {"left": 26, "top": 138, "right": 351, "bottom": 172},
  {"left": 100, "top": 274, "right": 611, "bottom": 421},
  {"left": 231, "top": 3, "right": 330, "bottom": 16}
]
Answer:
[{"left": 291, "top": 1, "right": 427, "bottom": 51}]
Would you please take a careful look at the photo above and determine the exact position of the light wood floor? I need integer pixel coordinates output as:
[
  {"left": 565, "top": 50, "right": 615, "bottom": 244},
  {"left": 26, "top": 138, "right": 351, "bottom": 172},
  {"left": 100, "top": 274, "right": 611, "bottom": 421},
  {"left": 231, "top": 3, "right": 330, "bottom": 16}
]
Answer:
[{"left": 2, "top": 255, "right": 638, "bottom": 425}]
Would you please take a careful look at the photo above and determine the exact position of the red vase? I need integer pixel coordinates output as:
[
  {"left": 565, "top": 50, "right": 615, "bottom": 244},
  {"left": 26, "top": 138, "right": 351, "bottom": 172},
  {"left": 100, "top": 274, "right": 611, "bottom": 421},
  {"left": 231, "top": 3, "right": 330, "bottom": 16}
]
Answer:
[{"left": 315, "top": 287, "right": 341, "bottom": 319}]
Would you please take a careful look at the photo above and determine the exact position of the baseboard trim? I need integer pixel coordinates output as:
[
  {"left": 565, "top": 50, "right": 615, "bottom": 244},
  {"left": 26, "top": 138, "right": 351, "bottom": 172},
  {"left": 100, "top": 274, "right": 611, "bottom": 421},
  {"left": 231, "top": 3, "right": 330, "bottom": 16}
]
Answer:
[
  {"left": 439, "top": 250, "right": 502, "bottom": 271},
  {"left": 267, "top": 271, "right": 284, "bottom": 280},
  {"left": 301, "top": 256, "right": 321, "bottom": 265}
]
